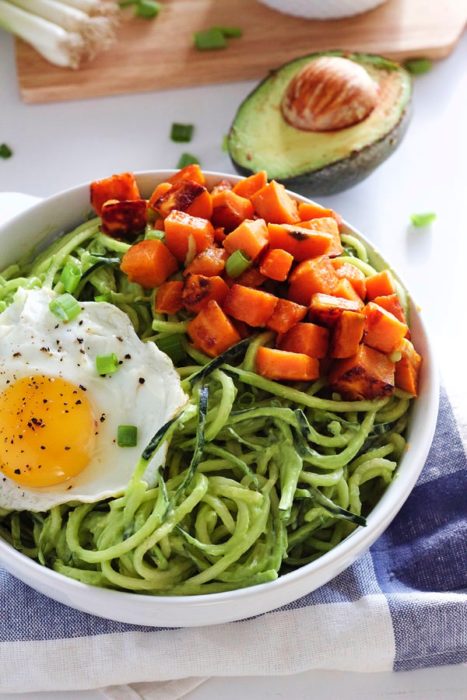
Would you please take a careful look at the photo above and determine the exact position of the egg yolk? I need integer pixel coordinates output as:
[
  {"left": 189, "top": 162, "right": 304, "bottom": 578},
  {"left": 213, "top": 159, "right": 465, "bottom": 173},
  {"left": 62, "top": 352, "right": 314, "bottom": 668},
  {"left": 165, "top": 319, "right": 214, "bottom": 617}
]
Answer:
[{"left": 0, "top": 375, "right": 96, "bottom": 488}]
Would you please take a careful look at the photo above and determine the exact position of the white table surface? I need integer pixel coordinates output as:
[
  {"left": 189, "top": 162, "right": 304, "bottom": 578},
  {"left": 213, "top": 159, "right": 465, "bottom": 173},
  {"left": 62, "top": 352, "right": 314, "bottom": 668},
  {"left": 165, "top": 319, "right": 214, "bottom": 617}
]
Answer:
[{"left": 1, "top": 24, "right": 466, "bottom": 700}]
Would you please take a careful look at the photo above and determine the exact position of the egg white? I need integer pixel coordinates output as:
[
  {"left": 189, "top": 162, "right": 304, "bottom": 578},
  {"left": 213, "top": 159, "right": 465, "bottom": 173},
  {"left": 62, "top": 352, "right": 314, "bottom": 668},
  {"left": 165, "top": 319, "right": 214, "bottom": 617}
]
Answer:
[{"left": 0, "top": 288, "right": 187, "bottom": 512}]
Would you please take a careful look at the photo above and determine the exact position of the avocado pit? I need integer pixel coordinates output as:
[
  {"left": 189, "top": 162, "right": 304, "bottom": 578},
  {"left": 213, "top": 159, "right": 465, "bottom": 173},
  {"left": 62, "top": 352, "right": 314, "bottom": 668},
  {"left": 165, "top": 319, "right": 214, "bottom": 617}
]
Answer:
[
  {"left": 282, "top": 56, "right": 379, "bottom": 132},
  {"left": 227, "top": 51, "right": 412, "bottom": 195}
]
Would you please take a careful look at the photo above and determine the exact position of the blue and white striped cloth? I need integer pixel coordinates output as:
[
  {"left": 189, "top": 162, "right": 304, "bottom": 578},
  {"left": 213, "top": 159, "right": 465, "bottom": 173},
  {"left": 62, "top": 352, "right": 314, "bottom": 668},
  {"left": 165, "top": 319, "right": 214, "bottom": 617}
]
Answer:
[{"left": 0, "top": 387, "right": 466, "bottom": 694}]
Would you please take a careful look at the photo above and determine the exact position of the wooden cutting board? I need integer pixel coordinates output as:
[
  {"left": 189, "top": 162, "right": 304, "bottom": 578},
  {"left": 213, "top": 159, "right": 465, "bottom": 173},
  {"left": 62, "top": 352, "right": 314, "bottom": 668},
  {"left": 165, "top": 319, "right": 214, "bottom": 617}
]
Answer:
[{"left": 15, "top": 0, "right": 467, "bottom": 104}]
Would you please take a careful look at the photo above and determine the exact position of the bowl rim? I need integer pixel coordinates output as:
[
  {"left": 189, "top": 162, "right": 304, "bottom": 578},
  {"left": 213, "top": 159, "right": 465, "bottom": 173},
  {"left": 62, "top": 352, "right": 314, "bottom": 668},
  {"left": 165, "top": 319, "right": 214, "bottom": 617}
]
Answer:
[{"left": 0, "top": 170, "right": 439, "bottom": 614}]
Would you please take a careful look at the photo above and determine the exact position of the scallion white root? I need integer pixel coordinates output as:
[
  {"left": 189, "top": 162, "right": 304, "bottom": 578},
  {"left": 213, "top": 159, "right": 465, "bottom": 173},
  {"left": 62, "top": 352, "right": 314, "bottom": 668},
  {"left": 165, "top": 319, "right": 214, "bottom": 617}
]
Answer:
[
  {"left": 0, "top": 0, "right": 119, "bottom": 68},
  {"left": 60, "top": 0, "right": 119, "bottom": 18},
  {"left": 9, "top": 0, "right": 116, "bottom": 56},
  {"left": 0, "top": 0, "right": 85, "bottom": 68}
]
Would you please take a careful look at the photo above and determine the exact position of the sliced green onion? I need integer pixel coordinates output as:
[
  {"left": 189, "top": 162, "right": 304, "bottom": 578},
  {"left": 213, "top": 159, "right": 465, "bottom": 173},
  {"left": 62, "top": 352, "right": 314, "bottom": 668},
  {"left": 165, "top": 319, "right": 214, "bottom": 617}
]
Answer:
[
  {"left": 194, "top": 28, "right": 226, "bottom": 51},
  {"left": 156, "top": 334, "right": 186, "bottom": 364},
  {"left": 49, "top": 293, "right": 81, "bottom": 322},
  {"left": 60, "top": 260, "right": 82, "bottom": 293},
  {"left": 117, "top": 425, "right": 138, "bottom": 447},
  {"left": 94, "top": 293, "right": 111, "bottom": 303},
  {"left": 225, "top": 250, "right": 251, "bottom": 278},
  {"left": 404, "top": 58, "right": 432, "bottom": 75},
  {"left": 410, "top": 212, "right": 437, "bottom": 227},
  {"left": 214, "top": 26, "right": 243, "bottom": 38},
  {"left": 145, "top": 226, "right": 165, "bottom": 241},
  {"left": 389, "top": 350, "right": 402, "bottom": 362},
  {"left": 96, "top": 353, "right": 119, "bottom": 376},
  {"left": 0, "top": 143, "right": 13, "bottom": 159},
  {"left": 136, "top": 0, "right": 161, "bottom": 19},
  {"left": 170, "top": 123, "right": 194, "bottom": 143},
  {"left": 177, "top": 153, "right": 200, "bottom": 169}
]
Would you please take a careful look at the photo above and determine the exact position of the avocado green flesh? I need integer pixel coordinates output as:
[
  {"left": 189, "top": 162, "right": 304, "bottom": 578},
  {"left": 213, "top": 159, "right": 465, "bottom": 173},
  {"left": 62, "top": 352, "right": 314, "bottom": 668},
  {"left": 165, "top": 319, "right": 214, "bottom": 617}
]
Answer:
[{"left": 228, "top": 54, "right": 412, "bottom": 182}]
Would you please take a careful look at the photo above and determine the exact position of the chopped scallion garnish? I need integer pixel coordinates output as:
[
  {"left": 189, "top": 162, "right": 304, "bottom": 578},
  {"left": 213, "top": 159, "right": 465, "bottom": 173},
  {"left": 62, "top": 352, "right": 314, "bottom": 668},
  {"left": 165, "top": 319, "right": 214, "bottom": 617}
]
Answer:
[
  {"left": 136, "top": 0, "right": 161, "bottom": 19},
  {"left": 145, "top": 226, "right": 165, "bottom": 241},
  {"left": 96, "top": 353, "right": 119, "bottom": 376},
  {"left": 404, "top": 58, "right": 432, "bottom": 75},
  {"left": 171, "top": 123, "right": 194, "bottom": 143},
  {"left": 410, "top": 212, "right": 437, "bottom": 227},
  {"left": 49, "top": 294, "right": 81, "bottom": 323},
  {"left": 94, "top": 293, "right": 111, "bottom": 303},
  {"left": 194, "top": 27, "right": 227, "bottom": 51},
  {"left": 214, "top": 26, "right": 243, "bottom": 38},
  {"left": 117, "top": 424, "right": 138, "bottom": 447},
  {"left": 0, "top": 143, "right": 13, "bottom": 159},
  {"left": 226, "top": 249, "right": 252, "bottom": 278},
  {"left": 177, "top": 153, "right": 200, "bottom": 169},
  {"left": 60, "top": 260, "right": 82, "bottom": 294}
]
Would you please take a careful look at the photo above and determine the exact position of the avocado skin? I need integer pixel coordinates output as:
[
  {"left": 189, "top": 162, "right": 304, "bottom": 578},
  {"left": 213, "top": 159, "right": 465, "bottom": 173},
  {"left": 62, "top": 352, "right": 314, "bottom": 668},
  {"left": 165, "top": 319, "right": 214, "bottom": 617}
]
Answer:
[
  {"left": 228, "top": 52, "right": 412, "bottom": 196},
  {"left": 231, "top": 106, "right": 411, "bottom": 197}
]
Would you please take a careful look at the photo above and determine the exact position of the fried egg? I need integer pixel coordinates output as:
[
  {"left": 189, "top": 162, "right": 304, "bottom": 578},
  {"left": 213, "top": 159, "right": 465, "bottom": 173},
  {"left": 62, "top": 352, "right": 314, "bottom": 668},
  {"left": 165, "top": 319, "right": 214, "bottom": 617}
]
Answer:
[{"left": 0, "top": 288, "right": 187, "bottom": 511}]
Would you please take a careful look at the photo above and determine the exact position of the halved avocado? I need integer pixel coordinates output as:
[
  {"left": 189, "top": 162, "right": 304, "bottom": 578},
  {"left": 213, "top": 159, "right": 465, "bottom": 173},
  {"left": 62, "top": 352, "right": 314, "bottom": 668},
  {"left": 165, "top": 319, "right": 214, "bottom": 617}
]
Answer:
[{"left": 228, "top": 51, "right": 412, "bottom": 196}]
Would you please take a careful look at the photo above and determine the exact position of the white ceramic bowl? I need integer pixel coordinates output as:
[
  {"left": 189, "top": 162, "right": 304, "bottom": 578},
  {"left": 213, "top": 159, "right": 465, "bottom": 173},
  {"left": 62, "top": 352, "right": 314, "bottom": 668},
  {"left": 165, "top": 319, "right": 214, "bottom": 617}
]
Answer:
[
  {"left": 257, "top": 0, "right": 389, "bottom": 20},
  {"left": 0, "top": 171, "right": 438, "bottom": 627}
]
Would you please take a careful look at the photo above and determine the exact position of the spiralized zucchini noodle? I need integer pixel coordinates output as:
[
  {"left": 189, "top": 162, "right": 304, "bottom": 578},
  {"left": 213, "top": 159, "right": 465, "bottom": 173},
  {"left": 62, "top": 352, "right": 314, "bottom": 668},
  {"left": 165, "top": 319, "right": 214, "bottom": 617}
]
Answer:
[{"left": 0, "top": 218, "right": 413, "bottom": 594}]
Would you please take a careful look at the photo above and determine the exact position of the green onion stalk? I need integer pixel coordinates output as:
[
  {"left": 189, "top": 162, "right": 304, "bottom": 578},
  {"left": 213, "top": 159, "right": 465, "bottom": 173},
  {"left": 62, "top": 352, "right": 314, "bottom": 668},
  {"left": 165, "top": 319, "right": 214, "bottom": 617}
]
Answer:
[{"left": 0, "top": 0, "right": 119, "bottom": 68}]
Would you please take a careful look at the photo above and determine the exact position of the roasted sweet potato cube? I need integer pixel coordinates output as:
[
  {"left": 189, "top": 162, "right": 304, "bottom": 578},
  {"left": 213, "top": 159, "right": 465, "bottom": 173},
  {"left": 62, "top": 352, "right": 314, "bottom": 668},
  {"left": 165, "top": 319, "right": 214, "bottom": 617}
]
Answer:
[
  {"left": 187, "top": 300, "right": 241, "bottom": 357},
  {"left": 329, "top": 345, "right": 395, "bottom": 400},
  {"left": 232, "top": 171, "right": 267, "bottom": 200},
  {"left": 250, "top": 180, "right": 300, "bottom": 224},
  {"left": 267, "top": 224, "right": 333, "bottom": 261},
  {"left": 297, "top": 217, "right": 343, "bottom": 257},
  {"left": 278, "top": 322, "right": 329, "bottom": 359},
  {"left": 395, "top": 338, "right": 422, "bottom": 396},
  {"left": 224, "top": 219, "right": 269, "bottom": 261},
  {"left": 210, "top": 179, "right": 233, "bottom": 195},
  {"left": 164, "top": 210, "right": 214, "bottom": 262},
  {"left": 256, "top": 347, "right": 319, "bottom": 382},
  {"left": 120, "top": 239, "right": 178, "bottom": 288},
  {"left": 91, "top": 172, "right": 141, "bottom": 216},
  {"left": 154, "top": 179, "right": 207, "bottom": 218},
  {"left": 211, "top": 190, "right": 254, "bottom": 232},
  {"left": 266, "top": 299, "right": 307, "bottom": 334},
  {"left": 332, "top": 259, "right": 367, "bottom": 299},
  {"left": 148, "top": 182, "right": 173, "bottom": 210},
  {"left": 365, "top": 270, "right": 397, "bottom": 300},
  {"left": 101, "top": 199, "right": 147, "bottom": 240},
  {"left": 288, "top": 256, "right": 339, "bottom": 306},
  {"left": 184, "top": 246, "right": 227, "bottom": 277},
  {"left": 373, "top": 294, "right": 407, "bottom": 325},
  {"left": 168, "top": 164, "right": 205, "bottom": 186},
  {"left": 182, "top": 274, "right": 229, "bottom": 313},
  {"left": 310, "top": 293, "right": 363, "bottom": 326},
  {"left": 233, "top": 267, "right": 266, "bottom": 289},
  {"left": 333, "top": 278, "right": 365, "bottom": 307},
  {"left": 155, "top": 281, "right": 184, "bottom": 314},
  {"left": 260, "top": 248, "right": 294, "bottom": 282},
  {"left": 298, "top": 202, "right": 343, "bottom": 228},
  {"left": 223, "top": 284, "right": 278, "bottom": 327},
  {"left": 330, "top": 311, "right": 365, "bottom": 358},
  {"left": 364, "top": 302, "right": 408, "bottom": 354}
]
